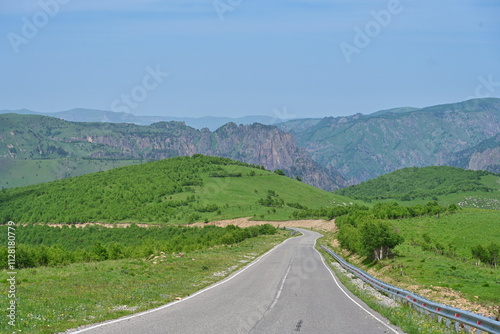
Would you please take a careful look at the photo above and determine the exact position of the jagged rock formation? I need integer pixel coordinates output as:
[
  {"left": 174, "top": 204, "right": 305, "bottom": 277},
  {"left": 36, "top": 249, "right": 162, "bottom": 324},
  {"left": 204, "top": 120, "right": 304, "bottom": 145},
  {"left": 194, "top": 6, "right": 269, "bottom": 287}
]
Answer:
[
  {"left": 0, "top": 115, "right": 346, "bottom": 190},
  {"left": 279, "top": 98, "right": 500, "bottom": 183}
]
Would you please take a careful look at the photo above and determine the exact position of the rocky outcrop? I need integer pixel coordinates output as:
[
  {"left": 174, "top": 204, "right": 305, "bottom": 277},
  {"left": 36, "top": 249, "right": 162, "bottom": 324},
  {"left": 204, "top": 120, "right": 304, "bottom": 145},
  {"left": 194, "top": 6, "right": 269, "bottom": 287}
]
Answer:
[
  {"left": 280, "top": 98, "right": 500, "bottom": 183},
  {"left": 0, "top": 115, "right": 346, "bottom": 190}
]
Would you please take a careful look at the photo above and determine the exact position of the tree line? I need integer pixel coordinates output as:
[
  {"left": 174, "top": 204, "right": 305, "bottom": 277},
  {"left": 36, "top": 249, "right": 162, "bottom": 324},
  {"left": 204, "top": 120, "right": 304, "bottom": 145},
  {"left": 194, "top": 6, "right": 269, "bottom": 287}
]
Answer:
[
  {"left": 0, "top": 223, "right": 277, "bottom": 269},
  {"left": 335, "top": 166, "right": 496, "bottom": 201},
  {"left": 0, "top": 155, "right": 267, "bottom": 224}
]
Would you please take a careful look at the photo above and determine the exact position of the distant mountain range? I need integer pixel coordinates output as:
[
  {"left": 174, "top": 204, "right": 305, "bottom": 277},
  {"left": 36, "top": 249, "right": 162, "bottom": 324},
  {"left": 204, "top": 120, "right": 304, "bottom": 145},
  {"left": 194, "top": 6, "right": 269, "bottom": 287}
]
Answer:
[
  {"left": 1, "top": 98, "right": 499, "bottom": 190},
  {"left": 0, "top": 114, "right": 344, "bottom": 190},
  {"left": 278, "top": 98, "right": 500, "bottom": 184},
  {"left": 0, "top": 108, "right": 285, "bottom": 131}
]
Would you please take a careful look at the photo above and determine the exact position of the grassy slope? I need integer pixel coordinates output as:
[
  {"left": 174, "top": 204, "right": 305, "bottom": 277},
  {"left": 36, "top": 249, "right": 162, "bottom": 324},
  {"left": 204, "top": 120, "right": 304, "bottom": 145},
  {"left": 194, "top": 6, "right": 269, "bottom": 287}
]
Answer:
[
  {"left": 389, "top": 210, "right": 500, "bottom": 306},
  {"left": 335, "top": 166, "right": 500, "bottom": 210},
  {"left": 0, "top": 155, "right": 351, "bottom": 224},
  {"left": 323, "top": 167, "right": 500, "bottom": 317},
  {"left": 321, "top": 209, "right": 500, "bottom": 316},
  {"left": 0, "top": 158, "right": 144, "bottom": 189}
]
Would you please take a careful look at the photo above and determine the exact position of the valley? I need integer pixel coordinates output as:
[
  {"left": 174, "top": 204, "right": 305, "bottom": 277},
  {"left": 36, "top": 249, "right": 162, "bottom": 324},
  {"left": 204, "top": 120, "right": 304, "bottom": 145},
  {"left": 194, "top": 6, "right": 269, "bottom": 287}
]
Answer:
[
  {"left": 0, "top": 99, "right": 499, "bottom": 334},
  {"left": 1, "top": 98, "right": 499, "bottom": 191}
]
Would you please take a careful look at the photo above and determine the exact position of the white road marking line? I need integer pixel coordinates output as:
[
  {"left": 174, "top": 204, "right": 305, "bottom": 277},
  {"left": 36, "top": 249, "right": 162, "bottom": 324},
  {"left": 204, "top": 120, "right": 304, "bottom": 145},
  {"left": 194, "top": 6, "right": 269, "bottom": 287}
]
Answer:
[
  {"left": 313, "top": 242, "right": 400, "bottom": 334},
  {"left": 269, "top": 264, "right": 291, "bottom": 310},
  {"left": 67, "top": 236, "right": 298, "bottom": 333}
]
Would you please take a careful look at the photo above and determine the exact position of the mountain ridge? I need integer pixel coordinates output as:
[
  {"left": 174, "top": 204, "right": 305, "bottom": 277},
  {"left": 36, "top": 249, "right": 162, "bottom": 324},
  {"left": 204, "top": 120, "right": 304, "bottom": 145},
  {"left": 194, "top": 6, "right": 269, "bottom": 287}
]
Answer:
[
  {"left": 278, "top": 98, "right": 500, "bottom": 184},
  {"left": 0, "top": 108, "right": 287, "bottom": 131},
  {"left": 0, "top": 114, "right": 345, "bottom": 191},
  {"left": 1, "top": 98, "right": 499, "bottom": 189}
]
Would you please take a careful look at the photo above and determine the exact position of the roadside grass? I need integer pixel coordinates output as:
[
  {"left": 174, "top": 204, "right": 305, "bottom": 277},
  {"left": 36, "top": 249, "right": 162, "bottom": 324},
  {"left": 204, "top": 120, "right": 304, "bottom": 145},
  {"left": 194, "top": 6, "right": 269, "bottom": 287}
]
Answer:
[
  {"left": 317, "top": 209, "right": 500, "bottom": 319},
  {"left": 0, "top": 232, "right": 289, "bottom": 334},
  {"left": 317, "top": 246, "right": 455, "bottom": 334}
]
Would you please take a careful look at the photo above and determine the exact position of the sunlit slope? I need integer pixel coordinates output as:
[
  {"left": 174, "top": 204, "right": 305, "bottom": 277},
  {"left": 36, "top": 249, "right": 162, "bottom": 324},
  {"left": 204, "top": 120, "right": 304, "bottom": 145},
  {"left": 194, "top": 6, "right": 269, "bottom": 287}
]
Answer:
[
  {"left": 335, "top": 166, "right": 500, "bottom": 209},
  {"left": 0, "top": 155, "right": 350, "bottom": 224}
]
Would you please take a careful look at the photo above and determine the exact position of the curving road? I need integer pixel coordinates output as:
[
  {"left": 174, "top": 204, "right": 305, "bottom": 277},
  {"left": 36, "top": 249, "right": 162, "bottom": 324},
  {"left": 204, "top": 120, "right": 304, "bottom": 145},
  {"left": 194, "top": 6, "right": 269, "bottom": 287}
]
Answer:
[{"left": 69, "top": 229, "right": 404, "bottom": 334}]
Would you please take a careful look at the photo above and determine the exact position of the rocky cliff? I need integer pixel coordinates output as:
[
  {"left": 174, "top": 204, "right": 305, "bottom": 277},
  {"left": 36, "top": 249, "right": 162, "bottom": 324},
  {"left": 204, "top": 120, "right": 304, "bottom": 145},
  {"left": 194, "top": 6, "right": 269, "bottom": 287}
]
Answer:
[
  {"left": 279, "top": 98, "right": 500, "bottom": 183},
  {"left": 0, "top": 114, "right": 345, "bottom": 190}
]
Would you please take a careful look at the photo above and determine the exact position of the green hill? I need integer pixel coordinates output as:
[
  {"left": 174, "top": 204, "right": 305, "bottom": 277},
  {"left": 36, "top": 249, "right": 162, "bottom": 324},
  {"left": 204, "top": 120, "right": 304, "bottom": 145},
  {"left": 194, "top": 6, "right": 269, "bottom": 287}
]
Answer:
[
  {"left": 0, "top": 155, "right": 350, "bottom": 224},
  {"left": 0, "top": 113, "right": 343, "bottom": 191},
  {"left": 335, "top": 166, "right": 499, "bottom": 208}
]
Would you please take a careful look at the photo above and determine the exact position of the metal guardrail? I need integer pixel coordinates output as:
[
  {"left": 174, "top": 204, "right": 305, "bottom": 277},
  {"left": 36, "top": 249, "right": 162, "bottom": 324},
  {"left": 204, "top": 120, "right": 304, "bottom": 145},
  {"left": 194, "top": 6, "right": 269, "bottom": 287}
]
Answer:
[
  {"left": 321, "top": 245, "right": 500, "bottom": 334},
  {"left": 284, "top": 227, "right": 299, "bottom": 235}
]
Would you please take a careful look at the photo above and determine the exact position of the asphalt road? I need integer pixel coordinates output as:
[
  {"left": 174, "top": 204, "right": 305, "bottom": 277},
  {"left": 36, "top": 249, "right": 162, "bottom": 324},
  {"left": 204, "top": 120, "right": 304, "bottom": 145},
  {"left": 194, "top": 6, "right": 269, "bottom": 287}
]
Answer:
[{"left": 69, "top": 229, "right": 404, "bottom": 334}]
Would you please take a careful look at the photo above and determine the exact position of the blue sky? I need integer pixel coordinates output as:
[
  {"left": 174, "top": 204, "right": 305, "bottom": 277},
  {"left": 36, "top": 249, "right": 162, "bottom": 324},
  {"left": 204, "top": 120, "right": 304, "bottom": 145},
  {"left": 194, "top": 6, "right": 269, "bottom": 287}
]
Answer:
[{"left": 1, "top": 0, "right": 499, "bottom": 119}]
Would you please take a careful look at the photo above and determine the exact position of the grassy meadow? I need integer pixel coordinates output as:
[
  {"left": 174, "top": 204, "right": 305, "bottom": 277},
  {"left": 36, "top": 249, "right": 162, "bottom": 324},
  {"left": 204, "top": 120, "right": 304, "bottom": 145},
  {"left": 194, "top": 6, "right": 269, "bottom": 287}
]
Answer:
[
  {"left": 0, "top": 230, "right": 290, "bottom": 334},
  {"left": 320, "top": 208, "right": 500, "bottom": 317}
]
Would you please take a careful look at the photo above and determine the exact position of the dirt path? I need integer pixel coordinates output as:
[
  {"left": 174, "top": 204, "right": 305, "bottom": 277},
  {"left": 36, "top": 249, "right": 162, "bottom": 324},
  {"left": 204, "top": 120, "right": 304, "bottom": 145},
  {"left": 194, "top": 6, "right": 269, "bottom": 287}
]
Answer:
[
  {"left": 191, "top": 217, "right": 337, "bottom": 232},
  {"left": 41, "top": 218, "right": 337, "bottom": 231}
]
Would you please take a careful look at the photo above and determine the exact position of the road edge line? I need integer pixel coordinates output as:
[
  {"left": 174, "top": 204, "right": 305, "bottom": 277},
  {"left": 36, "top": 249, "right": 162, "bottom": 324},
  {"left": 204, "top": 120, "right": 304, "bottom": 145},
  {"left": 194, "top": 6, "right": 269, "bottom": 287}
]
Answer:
[
  {"left": 313, "top": 242, "right": 400, "bottom": 334},
  {"left": 66, "top": 234, "right": 298, "bottom": 333}
]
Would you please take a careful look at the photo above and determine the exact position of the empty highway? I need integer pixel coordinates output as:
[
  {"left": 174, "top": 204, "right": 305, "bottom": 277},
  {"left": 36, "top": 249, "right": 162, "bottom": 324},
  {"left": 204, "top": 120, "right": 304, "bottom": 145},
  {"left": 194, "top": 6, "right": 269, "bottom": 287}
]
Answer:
[{"left": 68, "top": 229, "right": 403, "bottom": 334}]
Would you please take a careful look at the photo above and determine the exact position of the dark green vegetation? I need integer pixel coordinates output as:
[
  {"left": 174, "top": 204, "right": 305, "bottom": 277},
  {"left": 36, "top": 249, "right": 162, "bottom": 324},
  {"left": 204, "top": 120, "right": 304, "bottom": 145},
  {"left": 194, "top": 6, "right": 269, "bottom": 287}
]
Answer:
[
  {"left": 0, "top": 223, "right": 277, "bottom": 269},
  {"left": 306, "top": 201, "right": 457, "bottom": 261},
  {"left": 471, "top": 242, "right": 499, "bottom": 268},
  {"left": 0, "top": 231, "right": 289, "bottom": 334},
  {"left": 0, "top": 155, "right": 350, "bottom": 224},
  {"left": 279, "top": 98, "right": 500, "bottom": 183},
  {"left": 320, "top": 208, "right": 500, "bottom": 317},
  {"left": 336, "top": 166, "right": 498, "bottom": 202},
  {"left": 333, "top": 201, "right": 452, "bottom": 261}
]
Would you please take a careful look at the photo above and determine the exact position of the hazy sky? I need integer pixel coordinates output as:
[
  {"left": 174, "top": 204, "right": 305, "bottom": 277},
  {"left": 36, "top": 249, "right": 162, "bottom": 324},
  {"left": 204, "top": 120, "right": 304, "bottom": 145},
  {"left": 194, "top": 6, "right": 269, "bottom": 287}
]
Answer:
[{"left": 1, "top": 0, "right": 499, "bottom": 119}]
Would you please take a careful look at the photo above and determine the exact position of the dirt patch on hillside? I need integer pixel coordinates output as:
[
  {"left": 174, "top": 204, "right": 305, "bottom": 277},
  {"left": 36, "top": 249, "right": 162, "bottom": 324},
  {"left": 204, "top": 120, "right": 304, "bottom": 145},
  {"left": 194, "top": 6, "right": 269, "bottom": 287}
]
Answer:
[
  {"left": 44, "top": 223, "right": 153, "bottom": 228},
  {"left": 191, "top": 217, "right": 337, "bottom": 232}
]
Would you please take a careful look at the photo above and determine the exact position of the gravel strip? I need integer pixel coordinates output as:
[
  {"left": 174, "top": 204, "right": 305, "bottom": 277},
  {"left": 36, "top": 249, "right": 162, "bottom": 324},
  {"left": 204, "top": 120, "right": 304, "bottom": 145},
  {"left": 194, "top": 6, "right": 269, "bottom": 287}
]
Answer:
[{"left": 331, "top": 262, "right": 399, "bottom": 309}]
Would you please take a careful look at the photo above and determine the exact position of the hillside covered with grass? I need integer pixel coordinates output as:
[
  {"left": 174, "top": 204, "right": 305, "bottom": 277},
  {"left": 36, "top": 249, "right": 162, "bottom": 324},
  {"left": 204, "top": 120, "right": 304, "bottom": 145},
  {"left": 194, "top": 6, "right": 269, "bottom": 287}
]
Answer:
[
  {"left": 0, "top": 155, "right": 351, "bottom": 224},
  {"left": 335, "top": 166, "right": 499, "bottom": 206}
]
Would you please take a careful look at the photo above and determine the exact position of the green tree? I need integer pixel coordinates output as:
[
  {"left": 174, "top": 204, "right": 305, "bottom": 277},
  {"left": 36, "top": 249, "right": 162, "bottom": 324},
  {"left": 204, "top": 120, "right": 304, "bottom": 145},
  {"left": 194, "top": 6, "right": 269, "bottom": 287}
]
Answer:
[
  {"left": 471, "top": 244, "right": 489, "bottom": 266},
  {"left": 274, "top": 169, "right": 285, "bottom": 176},
  {"left": 360, "top": 221, "right": 404, "bottom": 261},
  {"left": 487, "top": 242, "right": 499, "bottom": 268}
]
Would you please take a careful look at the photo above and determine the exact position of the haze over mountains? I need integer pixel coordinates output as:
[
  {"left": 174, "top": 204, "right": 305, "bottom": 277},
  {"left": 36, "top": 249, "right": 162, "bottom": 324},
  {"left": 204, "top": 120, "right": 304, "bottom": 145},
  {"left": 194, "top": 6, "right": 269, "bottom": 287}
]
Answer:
[
  {"left": 1, "top": 98, "right": 499, "bottom": 190},
  {"left": 0, "top": 108, "right": 285, "bottom": 131},
  {"left": 279, "top": 98, "right": 500, "bottom": 183}
]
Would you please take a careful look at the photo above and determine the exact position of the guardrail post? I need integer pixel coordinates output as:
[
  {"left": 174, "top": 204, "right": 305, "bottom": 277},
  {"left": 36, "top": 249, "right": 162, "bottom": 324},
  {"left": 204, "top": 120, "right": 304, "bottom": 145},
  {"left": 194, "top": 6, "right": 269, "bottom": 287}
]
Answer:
[{"left": 320, "top": 245, "right": 500, "bottom": 334}]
